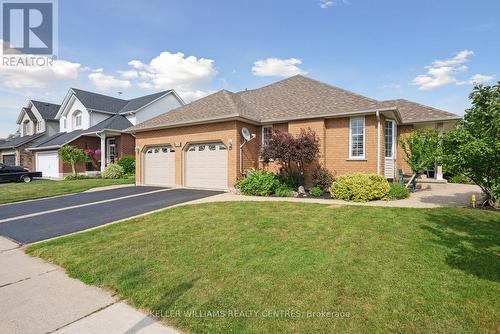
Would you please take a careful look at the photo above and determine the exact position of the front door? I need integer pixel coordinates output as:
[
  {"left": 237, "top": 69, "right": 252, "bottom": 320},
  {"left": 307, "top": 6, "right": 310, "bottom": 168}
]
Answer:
[
  {"left": 107, "top": 138, "right": 117, "bottom": 164},
  {"left": 384, "top": 120, "right": 396, "bottom": 179}
]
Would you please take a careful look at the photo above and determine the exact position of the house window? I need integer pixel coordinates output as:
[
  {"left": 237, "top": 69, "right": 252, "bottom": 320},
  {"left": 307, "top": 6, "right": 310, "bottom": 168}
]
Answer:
[
  {"left": 37, "top": 121, "right": 42, "bottom": 132},
  {"left": 384, "top": 120, "right": 395, "bottom": 158},
  {"left": 22, "top": 121, "right": 30, "bottom": 135},
  {"left": 349, "top": 117, "right": 365, "bottom": 159},
  {"left": 262, "top": 126, "right": 273, "bottom": 148},
  {"left": 74, "top": 111, "right": 82, "bottom": 129}
]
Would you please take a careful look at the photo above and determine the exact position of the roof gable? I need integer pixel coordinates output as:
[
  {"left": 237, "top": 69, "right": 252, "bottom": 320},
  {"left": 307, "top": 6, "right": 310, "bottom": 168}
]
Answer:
[{"left": 31, "top": 100, "right": 61, "bottom": 120}]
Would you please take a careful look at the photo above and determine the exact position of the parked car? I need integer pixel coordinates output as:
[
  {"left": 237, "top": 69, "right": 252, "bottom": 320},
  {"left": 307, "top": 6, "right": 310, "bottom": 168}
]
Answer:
[{"left": 0, "top": 163, "right": 42, "bottom": 183}]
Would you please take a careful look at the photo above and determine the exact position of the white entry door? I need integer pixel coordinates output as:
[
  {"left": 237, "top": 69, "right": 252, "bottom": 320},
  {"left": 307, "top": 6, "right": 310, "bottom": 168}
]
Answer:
[
  {"left": 36, "top": 151, "right": 59, "bottom": 178},
  {"left": 143, "top": 146, "right": 175, "bottom": 186},
  {"left": 185, "top": 143, "right": 228, "bottom": 189}
]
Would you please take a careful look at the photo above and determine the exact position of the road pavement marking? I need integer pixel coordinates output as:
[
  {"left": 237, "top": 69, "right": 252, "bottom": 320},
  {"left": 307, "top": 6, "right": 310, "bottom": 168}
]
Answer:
[{"left": 0, "top": 188, "right": 174, "bottom": 224}]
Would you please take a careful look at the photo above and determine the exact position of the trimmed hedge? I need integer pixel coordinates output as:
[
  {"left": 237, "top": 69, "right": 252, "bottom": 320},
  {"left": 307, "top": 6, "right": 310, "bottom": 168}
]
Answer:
[{"left": 330, "top": 173, "right": 390, "bottom": 202}]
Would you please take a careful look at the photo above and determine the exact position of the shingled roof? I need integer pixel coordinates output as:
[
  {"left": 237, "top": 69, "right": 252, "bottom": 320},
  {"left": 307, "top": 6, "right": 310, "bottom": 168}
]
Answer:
[
  {"left": 31, "top": 100, "right": 61, "bottom": 120},
  {"left": 127, "top": 75, "right": 460, "bottom": 132},
  {"left": 380, "top": 99, "right": 461, "bottom": 123},
  {"left": 70, "top": 88, "right": 174, "bottom": 114}
]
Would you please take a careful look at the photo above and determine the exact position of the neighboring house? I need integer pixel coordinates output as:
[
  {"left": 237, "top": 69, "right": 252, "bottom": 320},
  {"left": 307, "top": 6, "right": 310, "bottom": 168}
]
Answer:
[
  {"left": 0, "top": 101, "right": 60, "bottom": 167},
  {"left": 127, "top": 75, "right": 461, "bottom": 190},
  {"left": 28, "top": 88, "right": 184, "bottom": 178}
]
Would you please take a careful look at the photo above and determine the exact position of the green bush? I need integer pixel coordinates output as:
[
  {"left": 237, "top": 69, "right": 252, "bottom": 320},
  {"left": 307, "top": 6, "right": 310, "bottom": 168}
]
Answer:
[
  {"left": 102, "top": 164, "right": 125, "bottom": 179},
  {"left": 64, "top": 174, "right": 97, "bottom": 181},
  {"left": 236, "top": 170, "right": 280, "bottom": 196},
  {"left": 309, "top": 186, "right": 323, "bottom": 197},
  {"left": 386, "top": 183, "right": 410, "bottom": 200},
  {"left": 118, "top": 155, "right": 136, "bottom": 174},
  {"left": 274, "top": 184, "right": 294, "bottom": 197},
  {"left": 330, "top": 173, "right": 390, "bottom": 202},
  {"left": 448, "top": 174, "right": 474, "bottom": 184},
  {"left": 277, "top": 171, "right": 304, "bottom": 189}
]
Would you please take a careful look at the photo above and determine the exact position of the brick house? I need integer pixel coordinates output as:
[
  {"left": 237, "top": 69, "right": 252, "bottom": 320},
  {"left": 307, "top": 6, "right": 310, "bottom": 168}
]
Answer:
[
  {"left": 28, "top": 88, "right": 184, "bottom": 178},
  {"left": 126, "top": 75, "right": 461, "bottom": 190},
  {"left": 0, "top": 100, "right": 60, "bottom": 168}
]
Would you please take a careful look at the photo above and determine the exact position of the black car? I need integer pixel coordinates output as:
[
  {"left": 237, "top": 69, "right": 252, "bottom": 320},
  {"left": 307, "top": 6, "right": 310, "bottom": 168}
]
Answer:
[{"left": 0, "top": 163, "right": 42, "bottom": 183}]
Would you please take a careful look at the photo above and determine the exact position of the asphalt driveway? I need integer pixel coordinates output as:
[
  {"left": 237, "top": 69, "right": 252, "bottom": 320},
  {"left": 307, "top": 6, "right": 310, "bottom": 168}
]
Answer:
[{"left": 0, "top": 186, "right": 221, "bottom": 244}]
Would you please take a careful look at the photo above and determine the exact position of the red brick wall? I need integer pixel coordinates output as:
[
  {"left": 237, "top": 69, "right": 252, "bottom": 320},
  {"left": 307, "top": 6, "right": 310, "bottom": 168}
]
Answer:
[{"left": 116, "top": 133, "right": 136, "bottom": 159}]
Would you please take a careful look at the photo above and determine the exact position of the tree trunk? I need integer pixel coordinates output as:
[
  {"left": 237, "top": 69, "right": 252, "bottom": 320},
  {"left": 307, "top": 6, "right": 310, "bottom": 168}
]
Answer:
[
  {"left": 71, "top": 163, "right": 76, "bottom": 175},
  {"left": 405, "top": 173, "right": 417, "bottom": 189}
]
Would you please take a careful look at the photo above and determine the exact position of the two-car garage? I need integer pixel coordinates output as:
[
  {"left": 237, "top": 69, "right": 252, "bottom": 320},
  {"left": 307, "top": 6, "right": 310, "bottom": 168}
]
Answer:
[{"left": 142, "top": 142, "right": 228, "bottom": 190}]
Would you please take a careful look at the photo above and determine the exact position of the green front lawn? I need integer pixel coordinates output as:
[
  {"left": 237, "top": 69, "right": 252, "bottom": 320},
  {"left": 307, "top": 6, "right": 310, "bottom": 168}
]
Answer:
[
  {"left": 27, "top": 203, "right": 499, "bottom": 333},
  {"left": 0, "top": 177, "right": 135, "bottom": 204}
]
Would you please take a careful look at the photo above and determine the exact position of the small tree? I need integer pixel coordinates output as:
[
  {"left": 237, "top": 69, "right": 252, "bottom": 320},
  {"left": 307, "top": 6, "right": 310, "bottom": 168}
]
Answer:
[
  {"left": 261, "top": 128, "right": 320, "bottom": 180},
  {"left": 443, "top": 83, "right": 500, "bottom": 208},
  {"left": 59, "top": 145, "right": 89, "bottom": 176},
  {"left": 399, "top": 128, "right": 440, "bottom": 188}
]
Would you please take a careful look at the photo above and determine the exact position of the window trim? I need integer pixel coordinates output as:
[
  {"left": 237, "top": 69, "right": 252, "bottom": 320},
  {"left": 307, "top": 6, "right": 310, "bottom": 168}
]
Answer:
[
  {"left": 349, "top": 116, "right": 366, "bottom": 159},
  {"left": 261, "top": 125, "right": 273, "bottom": 148}
]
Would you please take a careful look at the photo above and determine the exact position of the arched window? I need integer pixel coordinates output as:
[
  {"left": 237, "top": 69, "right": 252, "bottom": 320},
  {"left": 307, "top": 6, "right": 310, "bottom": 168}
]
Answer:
[{"left": 73, "top": 111, "right": 83, "bottom": 129}]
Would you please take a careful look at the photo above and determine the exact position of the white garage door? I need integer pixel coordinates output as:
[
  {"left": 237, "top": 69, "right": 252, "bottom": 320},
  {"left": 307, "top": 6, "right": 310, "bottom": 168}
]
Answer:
[
  {"left": 144, "top": 146, "right": 175, "bottom": 186},
  {"left": 185, "top": 143, "right": 228, "bottom": 189},
  {"left": 36, "top": 151, "right": 59, "bottom": 178}
]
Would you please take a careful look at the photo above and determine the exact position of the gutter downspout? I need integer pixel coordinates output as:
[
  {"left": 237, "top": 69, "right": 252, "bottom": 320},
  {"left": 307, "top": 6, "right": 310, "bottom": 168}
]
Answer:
[{"left": 376, "top": 110, "right": 381, "bottom": 175}]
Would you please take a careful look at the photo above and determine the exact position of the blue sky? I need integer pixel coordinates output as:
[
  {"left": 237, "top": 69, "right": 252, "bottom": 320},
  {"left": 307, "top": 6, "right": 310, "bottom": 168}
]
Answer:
[{"left": 1, "top": 0, "right": 499, "bottom": 137}]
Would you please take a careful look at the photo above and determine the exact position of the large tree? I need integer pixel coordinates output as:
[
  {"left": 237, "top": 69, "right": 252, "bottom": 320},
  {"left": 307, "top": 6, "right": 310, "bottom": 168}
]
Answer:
[{"left": 443, "top": 83, "right": 500, "bottom": 208}]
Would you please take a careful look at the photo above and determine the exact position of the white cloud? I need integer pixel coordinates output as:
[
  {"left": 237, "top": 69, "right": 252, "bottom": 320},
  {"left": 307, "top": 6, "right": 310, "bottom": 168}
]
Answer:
[
  {"left": 118, "top": 70, "right": 139, "bottom": 79},
  {"left": 411, "top": 49, "right": 484, "bottom": 90},
  {"left": 320, "top": 0, "right": 348, "bottom": 9},
  {"left": 252, "top": 58, "right": 306, "bottom": 77},
  {"left": 122, "top": 51, "right": 217, "bottom": 100},
  {"left": 464, "top": 73, "right": 495, "bottom": 85},
  {"left": 88, "top": 71, "right": 132, "bottom": 91},
  {"left": 0, "top": 59, "right": 81, "bottom": 88}
]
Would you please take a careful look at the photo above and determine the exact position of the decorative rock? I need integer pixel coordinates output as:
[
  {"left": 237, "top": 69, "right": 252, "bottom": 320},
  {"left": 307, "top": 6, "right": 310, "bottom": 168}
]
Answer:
[{"left": 298, "top": 186, "right": 306, "bottom": 195}]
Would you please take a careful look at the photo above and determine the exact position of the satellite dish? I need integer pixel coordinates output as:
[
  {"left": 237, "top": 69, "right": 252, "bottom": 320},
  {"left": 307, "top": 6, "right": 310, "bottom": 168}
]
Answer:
[{"left": 241, "top": 127, "right": 251, "bottom": 141}]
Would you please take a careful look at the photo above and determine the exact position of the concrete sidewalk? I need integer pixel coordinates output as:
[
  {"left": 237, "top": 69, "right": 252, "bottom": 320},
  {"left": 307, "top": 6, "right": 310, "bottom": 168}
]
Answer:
[{"left": 0, "top": 237, "right": 180, "bottom": 334}]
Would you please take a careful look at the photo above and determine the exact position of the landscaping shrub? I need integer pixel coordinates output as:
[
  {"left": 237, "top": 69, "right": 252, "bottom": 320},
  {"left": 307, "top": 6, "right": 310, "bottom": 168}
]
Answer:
[
  {"left": 64, "top": 174, "right": 97, "bottom": 181},
  {"left": 277, "top": 171, "right": 304, "bottom": 189},
  {"left": 386, "top": 183, "right": 410, "bottom": 200},
  {"left": 330, "top": 173, "right": 390, "bottom": 202},
  {"left": 309, "top": 186, "right": 323, "bottom": 197},
  {"left": 236, "top": 170, "right": 280, "bottom": 196},
  {"left": 274, "top": 184, "right": 294, "bottom": 197},
  {"left": 102, "top": 164, "right": 125, "bottom": 179},
  {"left": 118, "top": 155, "right": 136, "bottom": 174},
  {"left": 448, "top": 174, "right": 474, "bottom": 184},
  {"left": 312, "top": 165, "right": 335, "bottom": 190}
]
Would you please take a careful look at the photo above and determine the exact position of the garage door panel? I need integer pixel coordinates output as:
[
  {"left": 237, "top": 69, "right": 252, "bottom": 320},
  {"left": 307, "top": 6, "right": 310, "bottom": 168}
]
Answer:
[
  {"left": 144, "top": 146, "right": 175, "bottom": 187},
  {"left": 36, "top": 151, "right": 59, "bottom": 178},
  {"left": 185, "top": 143, "right": 228, "bottom": 190}
]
